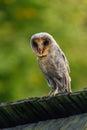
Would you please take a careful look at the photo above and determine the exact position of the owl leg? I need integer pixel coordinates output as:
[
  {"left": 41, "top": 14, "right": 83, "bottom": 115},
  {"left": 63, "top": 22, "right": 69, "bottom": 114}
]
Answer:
[
  {"left": 48, "top": 87, "right": 59, "bottom": 96},
  {"left": 47, "top": 78, "right": 59, "bottom": 96}
]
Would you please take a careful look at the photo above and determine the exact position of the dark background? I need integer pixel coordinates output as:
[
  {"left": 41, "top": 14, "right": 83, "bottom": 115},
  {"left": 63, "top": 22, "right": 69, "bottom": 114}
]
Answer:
[{"left": 0, "top": 0, "right": 87, "bottom": 102}]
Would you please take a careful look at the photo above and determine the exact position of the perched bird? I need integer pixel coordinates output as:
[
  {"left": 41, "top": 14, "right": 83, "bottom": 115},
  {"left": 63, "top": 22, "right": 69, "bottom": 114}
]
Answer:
[{"left": 30, "top": 32, "right": 71, "bottom": 96}]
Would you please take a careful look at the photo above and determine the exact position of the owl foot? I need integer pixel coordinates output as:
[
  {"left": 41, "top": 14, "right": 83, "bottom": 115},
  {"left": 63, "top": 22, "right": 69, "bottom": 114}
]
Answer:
[
  {"left": 55, "top": 91, "right": 72, "bottom": 96},
  {"left": 48, "top": 88, "right": 72, "bottom": 97},
  {"left": 48, "top": 88, "right": 59, "bottom": 97}
]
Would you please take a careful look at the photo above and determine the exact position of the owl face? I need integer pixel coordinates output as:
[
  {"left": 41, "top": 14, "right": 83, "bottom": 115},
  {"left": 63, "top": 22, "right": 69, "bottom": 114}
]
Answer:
[{"left": 31, "top": 37, "right": 51, "bottom": 57}]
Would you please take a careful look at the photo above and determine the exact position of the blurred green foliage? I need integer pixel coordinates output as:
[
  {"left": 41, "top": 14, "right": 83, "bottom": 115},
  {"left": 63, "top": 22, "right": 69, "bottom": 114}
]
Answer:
[{"left": 0, "top": 0, "right": 87, "bottom": 102}]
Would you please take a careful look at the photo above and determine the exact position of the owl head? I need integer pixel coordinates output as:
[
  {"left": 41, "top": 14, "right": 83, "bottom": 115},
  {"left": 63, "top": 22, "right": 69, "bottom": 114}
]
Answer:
[{"left": 30, "top": 32, "right": 56, "bottom": 57}]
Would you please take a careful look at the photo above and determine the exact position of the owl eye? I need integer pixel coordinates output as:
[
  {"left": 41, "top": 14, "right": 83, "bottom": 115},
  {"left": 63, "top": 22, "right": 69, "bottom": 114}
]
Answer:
[
  {"left": 43, "top": 40, "right": 49, "bottom": 46},
  {"left": 32, "top": 41, "right": 38, "bottom": 48}
]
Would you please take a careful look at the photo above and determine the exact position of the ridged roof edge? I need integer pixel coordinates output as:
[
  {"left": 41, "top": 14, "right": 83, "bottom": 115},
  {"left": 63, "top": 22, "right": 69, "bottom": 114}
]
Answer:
[{"left": 0, "top": 89, "right": 87, "bottom": 128}]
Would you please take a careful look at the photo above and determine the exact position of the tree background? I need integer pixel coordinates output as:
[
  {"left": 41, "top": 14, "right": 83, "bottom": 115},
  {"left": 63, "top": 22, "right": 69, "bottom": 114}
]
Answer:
[{"left": 0, "top": 0, "right": 87, "bottom": 102}]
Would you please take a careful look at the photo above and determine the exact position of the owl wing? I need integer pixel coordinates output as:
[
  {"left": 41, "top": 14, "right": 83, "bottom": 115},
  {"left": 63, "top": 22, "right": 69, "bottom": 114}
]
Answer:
[
  {"left": 54, "top": 47, "right": 71, "bottom": 91},
  {"left": 61, "top": 52, "right": 70, "bottom": 73},
  {"left": 55, "top": 46, "right": 70, "bottom": 73}
]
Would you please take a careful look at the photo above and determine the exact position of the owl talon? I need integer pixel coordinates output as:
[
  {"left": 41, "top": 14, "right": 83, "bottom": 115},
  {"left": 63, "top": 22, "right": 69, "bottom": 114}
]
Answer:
[
  {"left": 48, "top": 88, "right": 59, "bottom": 97},
  {"left": 56, "top": 91, "right": 72, "bottom": 96}
]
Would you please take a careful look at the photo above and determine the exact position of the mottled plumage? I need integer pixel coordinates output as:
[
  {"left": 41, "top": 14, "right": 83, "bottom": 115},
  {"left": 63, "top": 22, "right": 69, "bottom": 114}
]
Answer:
[{"left": 30, "top": 32, "right": 71, "bottom": 96}]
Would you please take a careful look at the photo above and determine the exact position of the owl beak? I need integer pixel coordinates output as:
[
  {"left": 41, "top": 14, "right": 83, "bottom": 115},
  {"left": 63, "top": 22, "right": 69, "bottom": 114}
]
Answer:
[{"left": 38, "top": 48, "right": 43, "bottom": 54}]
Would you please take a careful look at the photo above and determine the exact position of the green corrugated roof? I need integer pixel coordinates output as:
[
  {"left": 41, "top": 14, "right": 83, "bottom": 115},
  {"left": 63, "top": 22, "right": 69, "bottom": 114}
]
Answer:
[{"left": 0, "top": 90, "right": 87, "bottom": 129}]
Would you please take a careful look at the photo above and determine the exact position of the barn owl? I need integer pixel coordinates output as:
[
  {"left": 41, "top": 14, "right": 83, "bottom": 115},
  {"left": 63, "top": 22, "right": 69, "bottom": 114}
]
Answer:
[{"left": 30, "top": 32, "right": 71, "bottom": 96}]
